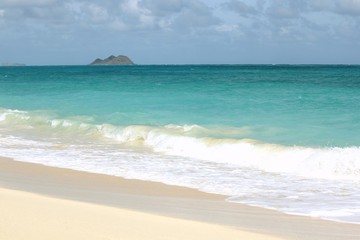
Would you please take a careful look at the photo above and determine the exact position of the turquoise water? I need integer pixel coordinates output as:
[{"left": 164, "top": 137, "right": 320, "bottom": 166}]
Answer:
[
  {"left": 2, "top": 65, "right": 360, "bottom": 146},
  {"left": 1, "top": 65, "right": 360, "bottom": 223}
]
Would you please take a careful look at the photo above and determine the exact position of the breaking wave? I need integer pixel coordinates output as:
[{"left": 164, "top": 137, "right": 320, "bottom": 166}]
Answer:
[{"left": 1, "top": 108, "right": 360, "bottom": 180}]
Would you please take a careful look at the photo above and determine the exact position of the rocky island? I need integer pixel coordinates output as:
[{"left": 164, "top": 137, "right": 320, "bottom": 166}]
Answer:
[
  {"left": 90, "top": 55, "right": 134, "bottom": 65},
  {"left": 1, "top": 63, "right": 26, "bottom": 66}
]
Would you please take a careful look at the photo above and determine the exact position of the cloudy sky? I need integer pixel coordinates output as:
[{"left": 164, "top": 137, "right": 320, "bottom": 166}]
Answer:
[{"left": 1, "top": 0, "right": 359, "bottom": 65}]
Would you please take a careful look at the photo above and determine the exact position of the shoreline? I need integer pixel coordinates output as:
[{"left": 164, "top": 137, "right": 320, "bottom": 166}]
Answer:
[{"left": 1, "top": 156, "right": 360, "bottom": 240}]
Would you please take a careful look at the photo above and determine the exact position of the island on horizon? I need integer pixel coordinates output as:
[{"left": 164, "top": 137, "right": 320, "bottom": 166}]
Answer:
[
  {"left": 1, "top": 62, "right": 26, "bottom": 66},
  {"left": 90, "top": 55, "right": 134, "bottom": 65}
]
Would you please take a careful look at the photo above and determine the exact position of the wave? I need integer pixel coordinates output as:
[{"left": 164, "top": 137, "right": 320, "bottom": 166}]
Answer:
[{"left": 1, "top": 108, "right": 360, "bottom": 180}]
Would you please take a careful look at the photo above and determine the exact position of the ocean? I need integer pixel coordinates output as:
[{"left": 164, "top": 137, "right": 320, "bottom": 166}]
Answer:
[{"left": 1, "top": 65, "right": 360, "bottom": 223}]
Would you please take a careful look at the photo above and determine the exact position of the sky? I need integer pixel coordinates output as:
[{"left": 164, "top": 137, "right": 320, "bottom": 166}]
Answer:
[{"left": 0, "top": 0, "right": 360, "bottom": 65}]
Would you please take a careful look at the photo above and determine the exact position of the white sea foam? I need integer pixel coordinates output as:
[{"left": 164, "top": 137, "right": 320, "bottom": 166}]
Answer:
[
  {"left": 1, "top": 108, "right": 360, "bottom": 223},
  {"left": 1, "top": 108, "right": 360, "bottom": 180},
  {"left": 96, "top": 124, "right": 360, "bottom": 180}
]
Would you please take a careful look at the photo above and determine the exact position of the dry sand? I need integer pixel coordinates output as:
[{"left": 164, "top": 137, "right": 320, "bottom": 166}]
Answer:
[
  {"left": 1, "top": 157, "right": 359, "bottom": 240},
  {"left": 1, "top": 187, "right": 280, "bottom": 240}
]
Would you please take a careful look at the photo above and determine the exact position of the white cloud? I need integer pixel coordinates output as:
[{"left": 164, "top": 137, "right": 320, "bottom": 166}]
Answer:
[
  {"left": 0, "top": 0, "right": 222, "bottom": 34},
  {"left": 336, "top": 0, "right": 360, "bottom": 15},
  {"left": 85, "top": 4, "right": 109, "bottom": 23},
  {"left": 223, "top": 0, "right": 257, "bottom": 17},
  {"left": 309, "top": 0, "right": 360, "bottom": 16},
  {"left": 0, "top": 0, "right": 56, "bottom": 8},
  {"left": 170, "top": 0, "right": 220, "bottom": 29},
  {"left": 309, "top": 0, "right": 335, "bottom": 11},
  {"left": 140, "top": 0, "right": 185, "bottom": 17},
  {"left": 118, "top": 0, "right": 155, "bottom": 29},
  {"left": 113, "top": 0, "right": 221, "bottom": 31},
  {"left": 1, "top": 0, "right": 360, "bottom": 64},
  {"left": 109, "top": 19, "right": 128, "bottom": 31},
  {"left": 265, "top": 0, "right": 306, "bottom": 19},
  {"left": 216, "top": 23, "right": 239, "bottom": 32},
  {"left": 219, "top": 0, "right": 360, "bottom": 44}
]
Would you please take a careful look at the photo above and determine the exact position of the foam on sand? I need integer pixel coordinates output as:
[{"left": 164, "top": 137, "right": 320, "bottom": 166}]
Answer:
[{"left": 2, "top": 157, "right": 360, "bottom": 240}]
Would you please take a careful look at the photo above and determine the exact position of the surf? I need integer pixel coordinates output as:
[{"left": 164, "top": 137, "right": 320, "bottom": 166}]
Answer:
[{"left": 1, "top": 108, "right": 360, "bottom": 181}]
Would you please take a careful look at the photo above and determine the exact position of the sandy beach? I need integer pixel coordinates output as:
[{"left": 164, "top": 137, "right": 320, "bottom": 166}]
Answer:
[{"left": 0, "top": 156, "right": 359, "bottom": 240}]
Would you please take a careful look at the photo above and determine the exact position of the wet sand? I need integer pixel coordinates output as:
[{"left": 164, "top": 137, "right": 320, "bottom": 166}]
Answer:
[{"left": 1, "top": 157, "right": 359, "bottom": 240}]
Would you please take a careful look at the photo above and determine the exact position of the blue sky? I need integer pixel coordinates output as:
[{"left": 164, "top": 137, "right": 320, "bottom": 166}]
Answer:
[{"left": 1, "top": 0, "right": 359, "bottom": 65}]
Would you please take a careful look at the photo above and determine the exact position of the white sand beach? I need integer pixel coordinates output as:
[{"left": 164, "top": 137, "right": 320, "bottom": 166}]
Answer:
[{"left": 1, "top": 157, "right": 359, "bottom": 240}]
